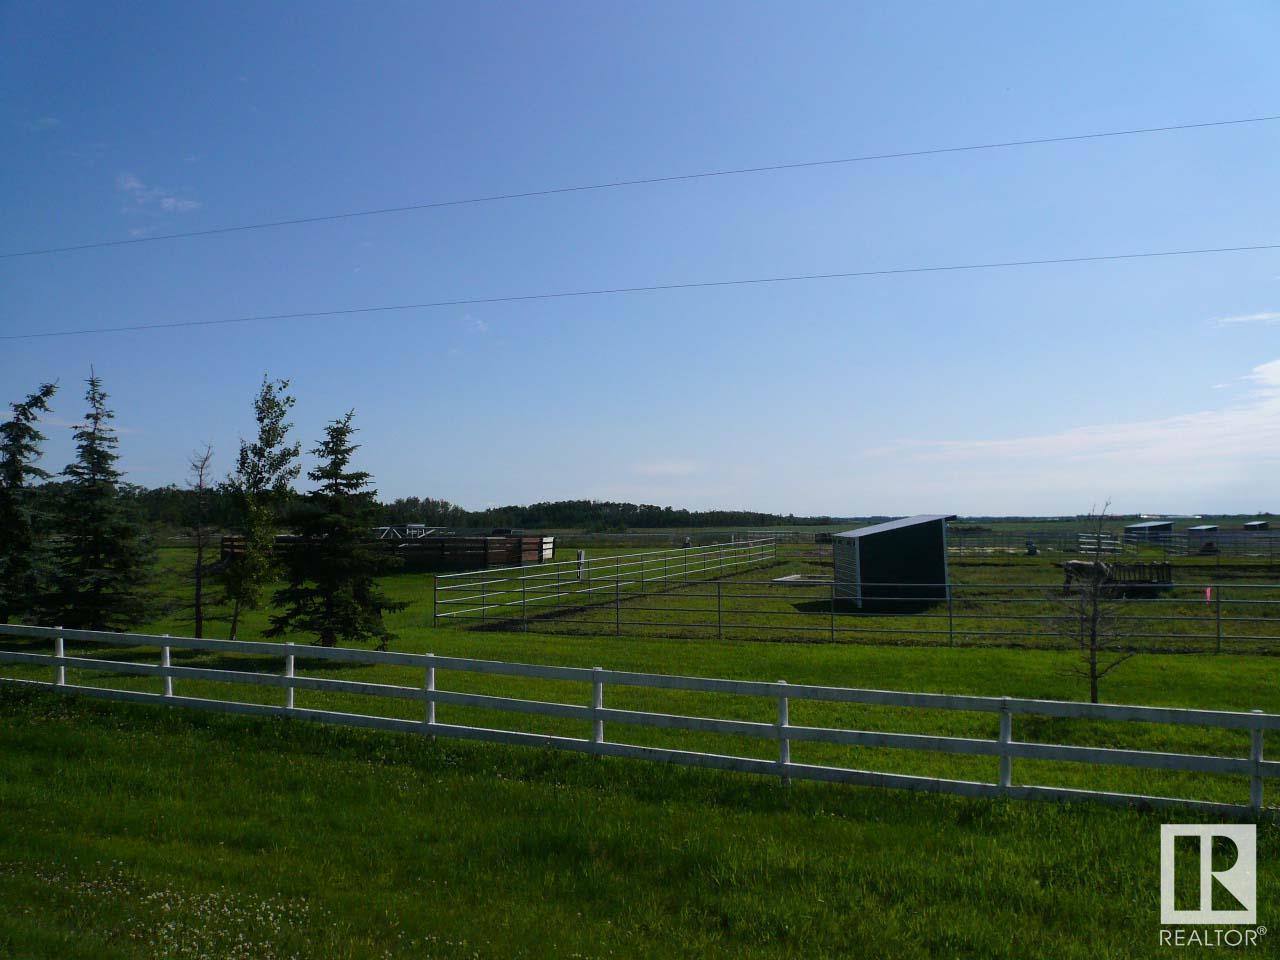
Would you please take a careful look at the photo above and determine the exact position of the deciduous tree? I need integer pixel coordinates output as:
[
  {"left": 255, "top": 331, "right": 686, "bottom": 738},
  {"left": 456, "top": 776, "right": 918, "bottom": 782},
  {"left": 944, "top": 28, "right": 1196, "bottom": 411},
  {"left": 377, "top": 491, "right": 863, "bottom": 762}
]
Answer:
[
  {"left": 187, "top": 444, "right": 215, "bottom": 638},
  {"left": 223, "top": 376, "right": 300, "bottom": 639},
  {"left": 1057, "top": 503, "right": 1134, "bottom": 703}
]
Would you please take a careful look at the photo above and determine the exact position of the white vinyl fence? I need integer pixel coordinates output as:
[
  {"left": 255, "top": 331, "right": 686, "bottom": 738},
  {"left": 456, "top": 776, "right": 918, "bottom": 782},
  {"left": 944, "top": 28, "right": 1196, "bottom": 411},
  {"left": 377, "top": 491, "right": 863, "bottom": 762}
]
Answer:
[{"left": 0, "top": 623, "right": 1275, "bottom": 818}]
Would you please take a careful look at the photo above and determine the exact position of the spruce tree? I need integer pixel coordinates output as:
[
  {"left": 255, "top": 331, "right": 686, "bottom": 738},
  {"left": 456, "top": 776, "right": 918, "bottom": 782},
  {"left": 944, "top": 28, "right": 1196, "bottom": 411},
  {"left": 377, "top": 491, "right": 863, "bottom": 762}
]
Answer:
[
  {"left": 47, "top": 374, "right": 154, "bottom": 630},
  {"left": 267, "top": 412, "right": 405, "bottom": 648},
  {"left": 0, "top": 382, "right": 58, "bottom": 623},
  {"left": 222, "top": 376, "right": 300, "bottom": 639}
]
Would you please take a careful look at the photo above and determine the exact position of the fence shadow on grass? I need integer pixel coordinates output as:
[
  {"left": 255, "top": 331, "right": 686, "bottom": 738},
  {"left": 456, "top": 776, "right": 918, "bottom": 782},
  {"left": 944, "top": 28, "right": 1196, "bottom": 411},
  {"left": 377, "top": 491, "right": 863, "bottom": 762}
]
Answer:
[
  {"left": 0, "top": 684, "right": 1154, "bottom": 830},
  {"left": 790, "top": 599, "right": 946, "bottom": 617}
]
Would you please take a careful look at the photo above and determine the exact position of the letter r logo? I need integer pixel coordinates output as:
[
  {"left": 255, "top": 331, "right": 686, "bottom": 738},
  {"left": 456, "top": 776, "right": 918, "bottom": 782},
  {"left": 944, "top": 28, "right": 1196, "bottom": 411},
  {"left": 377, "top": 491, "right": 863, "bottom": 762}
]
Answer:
[{"left": 1160, "top": 824, "right": 1256, "bottom": 925}]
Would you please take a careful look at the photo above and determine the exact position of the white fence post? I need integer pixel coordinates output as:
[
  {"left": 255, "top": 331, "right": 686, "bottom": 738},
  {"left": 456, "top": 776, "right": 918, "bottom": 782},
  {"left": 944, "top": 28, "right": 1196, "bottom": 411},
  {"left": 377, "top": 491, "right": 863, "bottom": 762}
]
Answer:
[
  {"left": 592, "top": 667, "right": 604, "bottom": 744},
  {"left": 54, "top": 625, "right": 65, "bottom": 686},
  {"left": 777, "top": 680, "right": 791, "bottom": 784},
  {"left": 425, "top": 655, "right": 436, "bottom": 729},
  {"left": 5, "top": 624, "right": 1279, "bottom": 818},
  {"left": 1252, "top": 709, "right": 1265, "bottom": 816},
  {"left": 999, "top": 698, "right": 1012, "bottom": 792},
  {"left": 161, "top": 637, "right": 173, "bottom": 698}
]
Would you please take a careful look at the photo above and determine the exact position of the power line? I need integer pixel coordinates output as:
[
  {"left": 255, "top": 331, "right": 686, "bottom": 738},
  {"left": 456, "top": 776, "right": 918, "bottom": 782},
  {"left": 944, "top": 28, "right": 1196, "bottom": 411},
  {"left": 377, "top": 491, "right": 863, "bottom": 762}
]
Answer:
[
  {"left": 4, "top": 241, "right": 1277, "bottom": 341},
  {"left": 3, "top": 114, "right": 1277, "bottom": 261}
]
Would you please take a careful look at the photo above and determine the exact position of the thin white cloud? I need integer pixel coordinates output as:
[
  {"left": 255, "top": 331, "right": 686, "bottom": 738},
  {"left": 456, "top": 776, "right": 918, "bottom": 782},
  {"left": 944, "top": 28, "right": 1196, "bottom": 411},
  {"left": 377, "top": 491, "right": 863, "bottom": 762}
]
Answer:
[
  {"left": 159, "top": 196, "right": 200, "bottom": 213},
  {"left": 902, "top": 358, "right": 1280, "bottom": 469},
  {"left": 116, "top": 172, "right": 201, "bottom": 214},
  {"left": 27, "top": 116, "right": 60, "bottom": 131},
  {"left": 1215, "top": 311, "right": 1280, "bottom": 326},
  {"left": 633, "top": 460, "right": 700, "bottom": 478},
  {"left": 468, "top": 317, "right": 490, "bottom": 335},
  {"left": 116, "top": 173, "right": 151, "bottom": 197}
]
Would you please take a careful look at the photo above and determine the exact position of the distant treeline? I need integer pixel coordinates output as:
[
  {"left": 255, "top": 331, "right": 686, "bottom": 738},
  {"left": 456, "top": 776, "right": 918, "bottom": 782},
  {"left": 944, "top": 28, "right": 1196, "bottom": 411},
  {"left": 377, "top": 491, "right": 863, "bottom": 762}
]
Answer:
[
  {"left": 387, "top": 498, "right": 839, "bottom": 531},
  {"left": 29, "top": 483, "right": 837, "bottom": 533},
  {"left": 14, "top": 480, "right": 240, "bottom": 532}
]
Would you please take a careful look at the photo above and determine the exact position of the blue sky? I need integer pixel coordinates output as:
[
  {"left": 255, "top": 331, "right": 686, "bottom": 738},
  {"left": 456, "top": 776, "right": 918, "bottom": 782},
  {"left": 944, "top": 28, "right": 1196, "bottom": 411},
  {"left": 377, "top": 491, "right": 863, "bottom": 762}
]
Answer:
[{"left": 2, "top": 1, "right": 1279, "bottom": 517}]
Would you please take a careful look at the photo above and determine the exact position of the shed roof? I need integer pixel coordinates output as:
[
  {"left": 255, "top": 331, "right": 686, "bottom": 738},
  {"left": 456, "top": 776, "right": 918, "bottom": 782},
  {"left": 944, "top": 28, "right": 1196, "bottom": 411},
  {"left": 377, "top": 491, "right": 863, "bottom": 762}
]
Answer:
[
  {"left": 1187, "top": 525, "right": 1219, "bottom": 532},
  {"left": 835, "top": 515, "right": 956, "bottom": 539},
  {"left": 1244, "top": 521, "right": 1269, "bottom": 529},
  {"left": 1124, "top": 520, "right": 1174, "bottom": 530}
]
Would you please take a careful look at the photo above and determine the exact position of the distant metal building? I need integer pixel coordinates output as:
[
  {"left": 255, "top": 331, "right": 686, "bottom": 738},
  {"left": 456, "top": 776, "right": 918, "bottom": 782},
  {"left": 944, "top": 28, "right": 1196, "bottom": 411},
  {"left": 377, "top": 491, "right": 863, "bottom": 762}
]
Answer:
[
  {"left": 1244, "top": 520, "right": 1270, "bottom": 531},
  {"left": 833, "top": 515, "right": 954, "bottom": 610},
  {"left": 1124, "top": 520, "right": 1174, "bottom": 543},
  {"left": 1186, "top": 524, "right": 1220, "bottom": 556}
]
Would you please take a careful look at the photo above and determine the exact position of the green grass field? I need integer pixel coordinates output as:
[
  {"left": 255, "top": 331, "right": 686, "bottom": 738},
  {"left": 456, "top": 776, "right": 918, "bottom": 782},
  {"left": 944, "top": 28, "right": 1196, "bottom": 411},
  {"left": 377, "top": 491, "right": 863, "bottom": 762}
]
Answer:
[{"left": 4, "top": 547, "right": 1280, "bottom": 957}]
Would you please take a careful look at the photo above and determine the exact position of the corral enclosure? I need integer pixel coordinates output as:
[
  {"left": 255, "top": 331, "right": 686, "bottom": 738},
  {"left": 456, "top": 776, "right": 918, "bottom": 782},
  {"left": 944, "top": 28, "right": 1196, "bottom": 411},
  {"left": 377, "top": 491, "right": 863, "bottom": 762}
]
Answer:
[
  {"left": 432, "top": 533, "right": 1280, "bottom": 654},
  {"left": 434, "top": 538, "right": 778, "bottom": 624}
]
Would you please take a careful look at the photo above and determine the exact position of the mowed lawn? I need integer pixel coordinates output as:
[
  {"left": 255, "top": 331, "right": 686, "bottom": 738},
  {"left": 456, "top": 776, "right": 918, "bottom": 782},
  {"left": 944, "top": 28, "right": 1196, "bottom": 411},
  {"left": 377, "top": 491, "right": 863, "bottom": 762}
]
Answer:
[
  {"left": 3, "top": 679, "right": 1280, "bottom": 960},
  {"left": 4, "top": 547, "right": 1280, "bottom": 957}
]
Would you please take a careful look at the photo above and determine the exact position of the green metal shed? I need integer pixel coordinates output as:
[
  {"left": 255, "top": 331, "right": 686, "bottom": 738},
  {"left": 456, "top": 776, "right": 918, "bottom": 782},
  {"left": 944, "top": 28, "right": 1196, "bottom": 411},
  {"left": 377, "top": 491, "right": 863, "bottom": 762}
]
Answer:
[
  {"left": 833, "top": 515, "right": 955, "bottom": 610},
  {"left": 1124, "top": 520, "right": 1174, "bottom": 540}
]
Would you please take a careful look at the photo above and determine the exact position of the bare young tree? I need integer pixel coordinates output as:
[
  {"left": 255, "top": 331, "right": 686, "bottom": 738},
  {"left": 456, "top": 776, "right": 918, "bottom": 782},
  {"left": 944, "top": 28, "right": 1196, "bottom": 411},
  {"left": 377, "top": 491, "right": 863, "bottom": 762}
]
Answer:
[
  {"left": 1057, "top": 502, "right": 1135, "bottom": 703},
  {"left": 188, "top": 444, "right": 215, "bottom": 638}
]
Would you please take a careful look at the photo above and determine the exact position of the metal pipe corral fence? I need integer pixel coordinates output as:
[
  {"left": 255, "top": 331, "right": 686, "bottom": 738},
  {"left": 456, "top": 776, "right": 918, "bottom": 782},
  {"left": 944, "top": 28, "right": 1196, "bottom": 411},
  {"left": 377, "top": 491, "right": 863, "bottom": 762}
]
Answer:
[
  {"left": 436, "top": 569, "right": 1280, "bottom": 653},
  {"left": 435, "top": 538, "right": 779, "bottom": 624}
]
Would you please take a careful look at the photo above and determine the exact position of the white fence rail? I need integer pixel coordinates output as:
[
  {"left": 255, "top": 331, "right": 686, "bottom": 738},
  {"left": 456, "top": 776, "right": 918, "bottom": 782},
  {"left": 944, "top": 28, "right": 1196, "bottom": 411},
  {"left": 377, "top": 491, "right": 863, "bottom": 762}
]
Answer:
[
  {"left": 433, "top": 538, "right": 777, "bottom": 626},
  {"left": 1077, "top": 533, "right": 1123, "bottom": 555},
  {"left": 0, "top": 623, "right": 1275, "bottom": 818}
]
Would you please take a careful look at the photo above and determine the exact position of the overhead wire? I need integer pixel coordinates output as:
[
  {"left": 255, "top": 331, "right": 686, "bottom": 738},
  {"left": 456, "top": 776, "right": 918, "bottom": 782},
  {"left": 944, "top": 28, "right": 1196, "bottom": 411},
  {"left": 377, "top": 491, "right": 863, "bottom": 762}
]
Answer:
[
  {"left": 3, "top": 114, "right": 1277, "bottom": 260},
  {"left": 4, "top": 240, "right": 1277, "bottom": 341}
]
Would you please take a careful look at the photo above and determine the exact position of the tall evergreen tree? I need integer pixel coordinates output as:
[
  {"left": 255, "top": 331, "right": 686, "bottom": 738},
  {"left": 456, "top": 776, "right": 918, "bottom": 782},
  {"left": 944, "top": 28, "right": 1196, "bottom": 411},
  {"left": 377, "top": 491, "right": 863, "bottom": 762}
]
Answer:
[
  {"left": 0, "top": 382, "right": 58, "bottom": 623},
  {"left": 47, "top": 374, "right": 154, "bottom": 630},
  {"left": 222, "top": 376, "right": 300, "bottom": 639},
  {"left": 267, "top": 412, "right": 405, "bottom": 649}
]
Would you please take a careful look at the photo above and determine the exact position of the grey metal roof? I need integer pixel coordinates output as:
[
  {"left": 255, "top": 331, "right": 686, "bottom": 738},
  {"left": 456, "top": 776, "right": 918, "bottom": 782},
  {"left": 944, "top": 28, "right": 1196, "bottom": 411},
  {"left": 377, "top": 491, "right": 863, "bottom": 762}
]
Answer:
[
  {"left": 1187, "top": 525, "right": 1218, "bottom": 531},
  {"left": 1244, "top": 521, "right": 1269, "bottom": 528},
  {"left": 1124, "top": 520, "right": 1174, "bottom": 530},
  {"left": 835, "top": 515, "right": 956, "bottom": 538}
]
